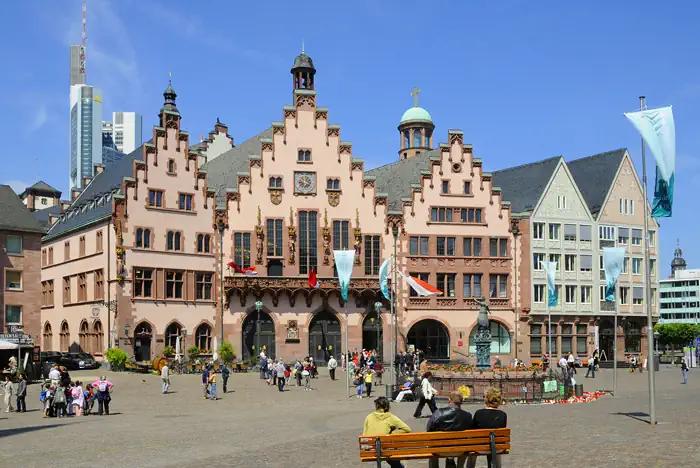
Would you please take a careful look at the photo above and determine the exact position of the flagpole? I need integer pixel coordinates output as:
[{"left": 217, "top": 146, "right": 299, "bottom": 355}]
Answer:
[
  {"left": 392, "top": 226, "right": 399, "bottom": 389},
  {"left": 614, "top": 282, "right": 619, "bottom": 396},
  {"left": 345, "top": 303, "right": 350, "bottom": 399},
  {"left": 639, "top": 95, "right": 657, "bottom": 424}
]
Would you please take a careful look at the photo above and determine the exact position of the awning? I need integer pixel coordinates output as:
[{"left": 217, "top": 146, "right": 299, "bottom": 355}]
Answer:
[{"left": 0, "top": 339, "right": 18, "bottom": 350}]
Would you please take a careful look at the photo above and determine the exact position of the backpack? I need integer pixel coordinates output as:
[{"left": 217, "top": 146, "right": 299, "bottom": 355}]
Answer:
[
  {"left": 40, "top": 390, "right": 47, "bottom": 402},
  {"left": 54, "top": 389, "right": 66, "bottom": 404},
  {"left": 98, "top": 381, "right": 108, "bottom": 392},
  {"left": 71, "top": 387, "right": 81, "bottom": 399}
]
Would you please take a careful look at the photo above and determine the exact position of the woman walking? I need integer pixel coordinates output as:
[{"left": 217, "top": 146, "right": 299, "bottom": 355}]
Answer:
[
  {"left": 413, "top": 371, "right": 438, "bottom": 418},
  {"left": 681, "top": 358, "right": 689, "bottom": 384},
  {"left": 303, "top": 361, "right": 313, "bottom": 391},
  {"left": 354, "top": 369, "right": 364, "bottom": 399},
  {"left": 3, "top": 376, "right": 14, "bottom": 413}
]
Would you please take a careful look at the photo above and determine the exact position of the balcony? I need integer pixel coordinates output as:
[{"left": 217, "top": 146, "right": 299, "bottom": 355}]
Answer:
[{"left": 599, "top": 240, "right": 615, "bottom": 249}]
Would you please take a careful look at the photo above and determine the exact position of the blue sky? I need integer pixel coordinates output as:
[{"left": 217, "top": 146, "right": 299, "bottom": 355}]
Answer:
[{"left": 1, "top": 0, "right": 698, "bottom": 270}]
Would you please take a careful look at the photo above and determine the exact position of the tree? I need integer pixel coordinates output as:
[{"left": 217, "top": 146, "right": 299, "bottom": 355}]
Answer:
[
  {"left": 105, "top": 348, "right": 128, "bottom": 370},
  {"left": 219, "top": 340, "right": 236, "bottom": 363},
  {"left": 654, "top": 323, "right": 698, "bottom": 351}
]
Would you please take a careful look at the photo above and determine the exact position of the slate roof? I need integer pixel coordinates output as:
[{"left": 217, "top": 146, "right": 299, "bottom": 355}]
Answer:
[
  {"left": 0, "top": 185, "right": 47, "bottom": 234},
  {"left": 364, "top": 150, "right": 438, "bottom": 210},
  {"left": 19, "top": 180, "right": 62, "bottom": 199},
  {"left": 491, "top": 156, "right": 561, "bottom": 214},
  {"left": 203, "top": 127, "right": 273, "bottom": 207},
  {"left": 44, "top": 146, "right": 143, "bottom": 241},
  {"left": 567, "top": 149, "right": 626, "bottom": 217},
  {"left": 32, "top": 205, "right": 63, "bottom": 228}
]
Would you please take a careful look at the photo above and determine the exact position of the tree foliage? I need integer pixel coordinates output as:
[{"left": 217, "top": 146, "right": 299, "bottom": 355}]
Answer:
[
  {"left": 161, "top": 346, "right": 175, "bottom": 358},
  {"left": 654, "top": 323, "right": 699, "bottom": 346},
  {"left": 105, "top": 348, "right": 129, "bottom": 370},
  {"left": 219, "top": 340, "right": 236, "bottom": 363},
  {"left": 187, "top": 345, "right": 201, "bottom": 358}
]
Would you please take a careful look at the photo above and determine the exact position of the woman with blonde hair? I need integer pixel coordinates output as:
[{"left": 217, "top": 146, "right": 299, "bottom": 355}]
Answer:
[{"left": 467, "top": 388, "right": 507, "bottom": 468}]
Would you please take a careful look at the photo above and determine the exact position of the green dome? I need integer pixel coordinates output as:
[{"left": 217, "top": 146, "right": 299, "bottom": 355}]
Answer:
[{"left": 400, "top": 106, "right": 432, "bottom": 123}]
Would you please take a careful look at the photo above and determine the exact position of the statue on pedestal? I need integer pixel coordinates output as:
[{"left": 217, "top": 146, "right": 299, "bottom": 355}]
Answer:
[{"left": 474, "top": 296, "right": 492, "bottom": 369}]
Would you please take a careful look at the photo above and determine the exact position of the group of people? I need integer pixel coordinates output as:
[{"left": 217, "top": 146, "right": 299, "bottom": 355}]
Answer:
[
  {"left": 258, "top": 352, "right": 319, "bottom": 392},
  {"left": 364, "top": 387, "right": 508, "bottom": 468}
]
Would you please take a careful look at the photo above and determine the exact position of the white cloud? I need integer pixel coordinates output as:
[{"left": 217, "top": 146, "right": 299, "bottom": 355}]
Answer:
[
  {"left": 30, "top": 105, "right": 48, "bottom": 131},
  {"left": 4, "top": 180, "right": 31, "bottom": 194}
]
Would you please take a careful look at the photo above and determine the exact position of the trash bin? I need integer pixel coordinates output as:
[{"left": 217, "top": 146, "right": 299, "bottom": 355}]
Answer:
[
  {"left": 386, "top": 383, "right": 395, "bottom": 398},
  {"left": 575, "top": 383, "right": 583, "bottom": 397}
]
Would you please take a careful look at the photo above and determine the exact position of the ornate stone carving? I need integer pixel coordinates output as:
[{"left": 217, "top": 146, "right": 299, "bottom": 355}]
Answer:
[
  {"left": 339, "top": 144, "right": 352, "bottom": 155},
  {"left": 261, "top": 141, "right": 273, "bottom": 152},
  {"left": 322, "top": 209, "right": 331, "bottom": 265},
  {"left": 273, "top": 125, "right": 285, "bottom": 136},
  {"left": 250, "top": 158, "right": 262, "bottom": 169},
  {"left": 284, "top": 109, "right": 296, "bottom": 119},
  {"left": 354, "top": 209, "right": 362, "bottom": 265},
  {"left": 288, "top": 208, "right": 296, "bottom": 265},
  {"left": 296, "top": 94, "right": 315, "bottom": 108},
  {"left": 269, "top": 188, "right": 283, "bottom": 205},
  {"left": 474, "top": 297, "right": 492, "bottom": 369},
  {"left": 255, "top": 207, "right": 264, "bottom": 265},
  {"left": 327, "top": 128, "right": 340, "bottom": 138},
  {"left": 449, "top": 132, "right": 464, "bottom": 146},
  {"left": 315, "top": 110, "right": 328, "bottom": 120},
  {"left": 328, "top": 191, "right": 340, "bottom": 207}
]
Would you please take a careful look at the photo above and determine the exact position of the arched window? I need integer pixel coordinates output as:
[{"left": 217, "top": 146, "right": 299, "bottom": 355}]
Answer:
[
  {"left": 136, "top": 228, "right": 144, "bottom": 248},
  {"left": 79, "top": 320, "right": 90, "bottom": 353},
  {"left": 143, "top": 229, "right": 151, "bottom": 248},
  {"left": 269, "top": 176, "right": 282, "bottom": 188},
  {"left": 407, "top": 319, "right": 450, "bottom": 360},
  {"left": 469, "top": 321, "right": 511, "bottom": 354},
  {"left": 197, "top": 234, "right": 204, "bottom": 253},
  {"left": 165, "top": 322, "right": 182, "bottom": 349},
  {"left": 413, "top": 129, "right": 422, "bottom": 147},
  {"left": 204, "top": 235, "right": 211, "bottom": 253},
  {"left": 168, "top": 159, "right": 175, "bottom": 173},
  {"left": 92, "top": 320, "right": 104, "bottom": 354},
  {"left": 43, "top": 322, "right": 53, "bottom": 351},
  {"left": 403, "top": 130, "right": 410, "bottom": 148},
  {"left": 167, "top": 231, "right": 174, "bottom": 250},
  {"left": 174, "top": 232, "right": 182, "bottom": 251},
  {"left": 195, "top": 324, "right": 212, "bottom": 352},
  {"left": 425, "top": 134, "right": 431, "bottom": 148},
  {"left": 60, "top": 321, "right": 70, "bottom": 352}
]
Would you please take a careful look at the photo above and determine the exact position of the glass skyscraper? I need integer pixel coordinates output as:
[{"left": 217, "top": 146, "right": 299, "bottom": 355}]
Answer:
[{"left": 69, "top": 84, "right": 103, "bottom": 189}]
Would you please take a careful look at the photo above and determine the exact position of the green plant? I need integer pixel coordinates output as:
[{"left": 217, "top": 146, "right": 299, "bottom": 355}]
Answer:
[
  {"left": 161, "top": 346, "right": 175, "bottom": 358},
  {"left": 105, "top": 348, "right": 128, "bottom": 370},
  {"left": 219, "top": 340, "right": 236, "bottom": 363},
  {"left": 187, "top": 345, "right": 201, "bottom": 359}
]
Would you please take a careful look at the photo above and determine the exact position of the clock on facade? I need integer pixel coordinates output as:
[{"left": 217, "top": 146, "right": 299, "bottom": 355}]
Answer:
[{"left": 294, "top": 172, "right": 316, "bottom": 194}]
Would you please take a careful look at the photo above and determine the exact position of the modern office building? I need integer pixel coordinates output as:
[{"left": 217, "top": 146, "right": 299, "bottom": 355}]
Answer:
[
  {"left": 659, "top": 246, "right": 698, "bottom": 324},
  {"left": 102, "top": 112, "right": 142, "bottom": 154},
  {"left": 69, "top": 84, "right": 103, "bottom": 189},
  {"left": 69, "top": 44, "right": 86, "bottom": 86}
]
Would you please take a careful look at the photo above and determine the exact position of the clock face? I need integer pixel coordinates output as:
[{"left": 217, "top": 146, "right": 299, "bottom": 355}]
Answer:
[{"left": 294, "top": 172, "right": 316, "bottom": 194}]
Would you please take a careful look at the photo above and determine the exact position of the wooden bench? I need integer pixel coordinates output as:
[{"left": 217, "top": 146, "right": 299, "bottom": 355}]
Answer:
[{"left": 359, "top": 428, "right": 510, "bottom": 467}]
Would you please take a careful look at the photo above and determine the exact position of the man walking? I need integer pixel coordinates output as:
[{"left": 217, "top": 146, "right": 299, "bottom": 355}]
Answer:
[
  {"left": 16, "top": 374, "right": 27, "bottom": 412},
  {"left": 161, "top": 362, "right": 170, "bottom": 394},
  {"left": 202, "top": 365, "right": 210, "bottom": 399},
  {"left": 426, "top": 391, "right": 473, "bottom": 468},
  {"left": 328, "top": 355, "right": 337, "bottom": 381},
  {"left": 681, "top": 358, "right": 689, "bottom": 384},
  {"left": 222, "top": 364, "right": 230, "bottom": 393},
  {"left": 585, "top": 355, "right": 595, "bottom": 379},
  {"left": 275, "top": 360, "right": 286, "bottom": 392}
]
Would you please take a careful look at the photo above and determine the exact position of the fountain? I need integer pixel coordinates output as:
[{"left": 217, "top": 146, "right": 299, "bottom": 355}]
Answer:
[{"left": 474, "top": 296, "right": 492, "bottom": 369}]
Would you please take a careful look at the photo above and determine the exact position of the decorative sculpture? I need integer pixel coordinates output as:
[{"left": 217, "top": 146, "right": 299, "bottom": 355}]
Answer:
[
  {"left": 288, "top": 207, "right": 296, "bottom": 265},
  {"left": 322, "top": 209, "right": 331, "bottom": 265},
  {"left": 474, "top": 296, "right": 492, "bottom": 369}
]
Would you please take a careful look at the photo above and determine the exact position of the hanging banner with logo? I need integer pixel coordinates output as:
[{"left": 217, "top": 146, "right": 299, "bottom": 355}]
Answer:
[
  {"left": 542, "top": 261, "right": 558, "bottom": 307},
  {"left": 603, "top": 247, "right": 626, "bottom": 301}
]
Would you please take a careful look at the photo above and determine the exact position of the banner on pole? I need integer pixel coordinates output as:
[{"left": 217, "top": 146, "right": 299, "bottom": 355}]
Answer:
[
  {"left": 542, "top": 261, "right": 558, "bottom": 307},
  {"left": 603, "top": 247, "right": 626, "bottom": 301},
  {"left": 379, "top": 256, "right": 392, "bottom": 300},
  {"left": 333, "top": 250, "right": 355, "bottom": 302},
  {"left": 624, "top": 106, "right": 675, "bottom": 217}
]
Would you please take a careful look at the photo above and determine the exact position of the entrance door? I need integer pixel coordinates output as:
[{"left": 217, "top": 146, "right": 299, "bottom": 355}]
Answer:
[
  {"left": 362, "top": 312, "right": 383, "bottom": 357},
  {"left": 599, "top": 320, "right": 614, "bottom": 362},
  {"left": 242, "top": 311, "right": 276, "bottom": 360},
  {"left": 133, "top": 322, "right": 152, "bottom": 362},
  {"left": 407, "top": 319, "right": 450, "bottom": 360},
  {"left": 309, "top": 311, "right": 341, "bottom": 365}
]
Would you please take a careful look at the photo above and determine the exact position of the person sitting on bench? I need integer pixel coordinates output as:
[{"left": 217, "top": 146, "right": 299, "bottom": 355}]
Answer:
[
  {"left": 467, "top": 388, "right": 507, "bottom": 468},
  {"left": 363, "top": 396, "right": 412, "bottom": 468},
  {"left": 426, "top": 391, "right": 473, "bottom": 468}
]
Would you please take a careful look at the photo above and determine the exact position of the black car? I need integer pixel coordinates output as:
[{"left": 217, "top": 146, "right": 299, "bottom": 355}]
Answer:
[
  {"left": 41, "top": 351, "right": 73, "bottom": 368},
  {"left": 68, "top": 352, "right": 100, "bottom": 370}
]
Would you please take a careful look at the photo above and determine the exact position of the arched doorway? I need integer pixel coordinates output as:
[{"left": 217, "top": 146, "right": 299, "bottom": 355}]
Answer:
[
  {"left": 133, "top": 322, "right": 153, "bottom": 362},
  {"left": 407, "top": 319, "right": 450, "bottom": 360},
  {"left": 362, "top": 312, "right": 383, "bottom": 357},
  {"left": 468, "top": 321, "right": 511, "bottom": 355},
  {"left": 242, "top": 310, "right": 276, "bottom": 360},
  {"left": 165, "top": 322, "right": 182, "bottom": 349},
  {"left": 43, "top": 322, "right": 53, "bottom": 351},
  {"left": 309, "top": 310, "right": 341, "bottom": 365},
  {"left": 79, "top": 320, "right": 90, "bottom": 353},
  {"left": 60, "top": 321, "right": 70, "bottom": 352},
  {"left": 92, "top": 320, "right": 104, "bottom": 355},
  {"left": 599, "top": 320, "right": 615, "bottom": 361}
]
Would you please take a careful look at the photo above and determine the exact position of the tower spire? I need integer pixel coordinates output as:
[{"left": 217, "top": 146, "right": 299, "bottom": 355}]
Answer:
[{"left": 80, "top": 0, "right": 87, "bottom": 78}]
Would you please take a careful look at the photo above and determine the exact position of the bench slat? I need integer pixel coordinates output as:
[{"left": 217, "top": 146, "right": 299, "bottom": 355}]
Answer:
[
  {"left": 359, "top": 428, "right": 510, "bottom": 444},
  {"left": 362, "top": 436, "right": 511, "bottom": 451},
  {"left": 360, "top": 444, "right": 511, "bottom": 460}
]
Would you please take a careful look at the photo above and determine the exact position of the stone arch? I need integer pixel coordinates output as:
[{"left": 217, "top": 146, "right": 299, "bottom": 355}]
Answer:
[
  {"left": 407, "top": 318, "right": 450, "bottom": 360},
  {"left": 133, "top": 321, "right": 154, "bottom": 362},
  {"left": 308, "top": 309, "right": 342, "bottom": 365},
  {"left": 79, "top": 319, "right": 90, "bottom": 353},
  {"left": 59, "top": 320, "right": 70, "bottom": 352},
  {"left": 241, "top": 307, "right": 276, "bottom": 360},
  {"left": 194, "top": 322, "right": 214, "bottom": 353},
  {"left": 164, "top": 321, "right": 183, "bottom": 349},
  {"left": 92, "top": 320, "right": 104, "bottom": 355},
  {"left": 43, "top": 322, "right": 53, "bottom": 351},
  {"left": 468, "top": 320, "right": 512, "bottom": 355}
]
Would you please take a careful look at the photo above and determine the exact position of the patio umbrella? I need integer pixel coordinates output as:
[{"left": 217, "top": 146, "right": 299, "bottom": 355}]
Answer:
[
  {"left": 212, "top": 336, "right": 219, "bottom": 362},
  {"left": 175, "top": 336, "right": 181, "bottom": 362}
]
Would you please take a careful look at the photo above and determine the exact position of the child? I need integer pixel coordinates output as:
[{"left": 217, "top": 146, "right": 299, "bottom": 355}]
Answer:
[
  {"left": 54, "top": 383, "right": 67, "bottom": 418},
  {"left": 364, "top": 369, "right": 374, "bottom": 398},
  {"left": 354, "top": 369, "right": 364, "bottom": 399},
  {"left": 66, "top": 383, "right": 74, "bottom": 416},
  {"left": 84, "top": 385, "right": 94, "bottom": 415},
  {"left": 71, "top": 381, "right": 84, "bottom": 417},
  {"left": 40, "top": 384, "right": 49, "bottom": 418},
  {"left": 46, "top": 385, "right": 56, "bottom": 418}
]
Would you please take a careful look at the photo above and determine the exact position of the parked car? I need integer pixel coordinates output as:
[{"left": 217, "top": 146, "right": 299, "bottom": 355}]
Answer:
[{"left": 68, "top": 352, "right": 100, "bottom": 370}]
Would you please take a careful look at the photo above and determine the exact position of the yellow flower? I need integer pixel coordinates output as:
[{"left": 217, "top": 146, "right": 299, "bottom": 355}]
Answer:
[{"left": 458, "top": 385, "right": 471, "bottom": 399}]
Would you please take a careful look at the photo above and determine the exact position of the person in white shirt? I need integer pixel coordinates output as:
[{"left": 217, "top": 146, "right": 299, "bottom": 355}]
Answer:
[
  {"left": 161, "top": 363, "right": 170, "bottom": 394},
  {"left": 559, "top": 356, "right": 568, "bottom": 370},
  {"left": 327, "top": 355, "right": 338, "bottom": 381},
  {"left": 413, "top": 372, "right": 438, "bottom": 418},
  {"left": 48, "top": 364, "right": 61, "bottom": 386},
  {"left": 567, "top": 352, "right": 576, "bottom": 374}
]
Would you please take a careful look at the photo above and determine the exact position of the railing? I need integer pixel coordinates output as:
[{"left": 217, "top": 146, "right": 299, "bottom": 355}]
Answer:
[{"left": 433, "top": 375, "right": 560, "bottom": 402}]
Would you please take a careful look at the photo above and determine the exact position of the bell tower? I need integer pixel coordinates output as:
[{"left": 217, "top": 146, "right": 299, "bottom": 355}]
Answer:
[
  {"left": 291, "top": 47, "right": 316, "bottom": 92},
  {"left": 398, "top": 87, "right": 435, "bottom": 159}
]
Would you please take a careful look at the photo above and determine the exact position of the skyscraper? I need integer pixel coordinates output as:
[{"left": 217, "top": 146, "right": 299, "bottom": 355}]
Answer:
[
  {"left": 69, "top": 45, "right": 86, "bottom": 86},
  {"left": 69, "top": 84, "right": 103, "bottom": 189},
  {"left": 102, "top": 112, "right": 142, "bottom": 154}
]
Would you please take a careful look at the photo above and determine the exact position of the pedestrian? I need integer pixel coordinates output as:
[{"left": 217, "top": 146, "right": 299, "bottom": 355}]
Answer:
[
  {"left": 341, "top": 353, "right": 346, "bottom": 371},
  {"left": 303, "top": 361, "right": 312, "bottom": 391},
  {"left": 40, "top": 383, "right": 50, "bottom": 417},
  {"left": 542, "top": 354, "right": 550, "bottom": 372},
  {"left": 92, "top": 376, "right": 113, "bottom": 416},
  {"left": 567, "top": 352, "right": 576, "bottom": 374},
  {"left": 328, "top": 355, "right": 337, "bottom": 381},
  {"left": 354, "top": 369, "right": 364, "bottom": 399},
  {"left": 3, "top": 376, "right": 15, "bottom": 413},
  {"left": 48, "top": 363, "right": 61, "bottom": 387},
  {"left": 681, "top": 358, "right": 689, "bottom": 384},
  {"left": 161, "top": 362, "right": 170, "bottom": 394},
  {"left": 585, "top": 355, "right": 596, "bottom": 379},
  {"left": 413, "top": 372, "right": 438, "bottom": 418},
  {"left": 374, "top": 360, "right": 384, "bottom": 386},
  {"left": 275, "top": 360, "right": 286, "bottom": 392},
  {"left": 593, "top": 349, "right": 600, "bottom": 370},
  {"left": 84, "top": 385, "right": 95, "bottom": 415},
  {"left": 67, "top": 382, "right": 75, "bottom": 416},
  {"left": 363, "top": 396, "right": 411, "bottom": 468},
  {"left": 208, "top": 368, "right": 218, "bottom": 400},
  {"left": 222, "top": 363, "right": 230, "bottom": 393},
  {"left": 259, "top": 356, "right": 267, "bottom": 380},
  {"left": 46, "top": 384, "right": 56, "bottom": 418},
  {"left": 202, "top": 365, "right": 210, "bottom": 399},
  {"left": 271, "top": 358, "right": 278, "bottom": 387},
  {"left": 16, "top": 374, "right": 27, "bottom": 413},
  {"left": 467, "top": 388, "right": 507, "bottom": 468},
  {"left": 71, "top": 381, "right": 84, "bottom": 417},
  {"left": 426, "top": 391, "right": 473, "bottom": 468},
  {"left": 294, "top": 359, "right": 303, "bottom": 387},
  {"left": 364, "top": 369, "right": 374, "bottom": 398},
  {"left": 629, "top": 356, "right": 637, "bottom": 373},
  {"left": 54, "top": 382, "right": 67, "bottom": 418}
]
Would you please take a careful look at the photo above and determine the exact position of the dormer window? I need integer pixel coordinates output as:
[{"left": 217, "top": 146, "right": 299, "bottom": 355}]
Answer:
[
  {"left": 167, "top": 159, "right": 176, "bottom": 174},
  {"left": 269, "top": 176, "right": 283, "bottom": 189},
  {"left": 297, "top": 149, "right": 311, "bottom": 162},
  {"left": 326, "top": 178, "right": 340, "bottom": 191},
  {"left": 441, "top": 180, "right": 449, "bottom": 194}
]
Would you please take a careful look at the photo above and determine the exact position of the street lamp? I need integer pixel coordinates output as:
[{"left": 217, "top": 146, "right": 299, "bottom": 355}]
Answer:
[
  {"left": 217, "top": 217, "right": 226, "bottom": 345},
  {"left": 374, "top": 301, "right": 383, "bottom": 357},
  {"left": 255, "top": 301, "right": 264, "bottom": 360},
  {"left": 510, "top": 220, "right": 520, "bottom": 360},
  {"left": 653, "top": 331, "right": 660, "bottom": 371},
  {"left": 391, "top": 224, "right": 399, "bottom": 388}
]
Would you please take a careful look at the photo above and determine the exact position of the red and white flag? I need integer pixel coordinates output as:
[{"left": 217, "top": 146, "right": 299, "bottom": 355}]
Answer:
[
  {"left": 227, "top": 261, "right": 258, "bottom": 275},
  {"left": 308, "top": 268, "right": 320, "bottom": 289},
  {"left": 398, "top": 271, "right": 441, "bottom": 296}
]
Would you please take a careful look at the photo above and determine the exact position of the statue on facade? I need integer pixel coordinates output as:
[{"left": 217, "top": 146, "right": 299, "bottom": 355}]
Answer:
[{"left": 474, "top": 296, "right": 492, "bottom": 369}]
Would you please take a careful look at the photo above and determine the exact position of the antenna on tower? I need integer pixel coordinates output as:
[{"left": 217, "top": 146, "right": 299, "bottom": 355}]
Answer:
[{"left": 79, "top": 0, "right": 87, "bottom": 78}]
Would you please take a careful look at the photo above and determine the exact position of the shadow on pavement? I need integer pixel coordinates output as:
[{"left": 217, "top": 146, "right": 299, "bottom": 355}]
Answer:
[
  {"left": 0, "top": 424, "right": 67, "bottom": 438},
  {"left": 610, "top": 411, "right": 650, "bottom": 423}
]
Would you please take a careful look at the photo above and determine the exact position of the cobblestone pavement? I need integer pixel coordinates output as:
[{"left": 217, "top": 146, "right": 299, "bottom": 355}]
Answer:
[{"left": 0, "top": 365, "right": 697, "bottom": 467}]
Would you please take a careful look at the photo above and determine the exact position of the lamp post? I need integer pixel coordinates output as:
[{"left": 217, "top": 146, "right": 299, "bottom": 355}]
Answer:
[
  {"left": 510, "top": 220, "right": 520, "bottom": 360},
  {"left": 217, "top": 217, "right": 226, "bottom": 345},
  {"left": 653, "top": 330, "right": 660, "bottom": 371},
  {"left": 255, "top": 301, "right": 264, "bottom": 360},
  {"left": 182, "top": 328, "right": 188, "bottom": 363},
  {"left": 392, "top": 225, "right": 399, "bottom": 388},
  {"left": 374, "top": 301, "right": 382, "bottom": 357}
]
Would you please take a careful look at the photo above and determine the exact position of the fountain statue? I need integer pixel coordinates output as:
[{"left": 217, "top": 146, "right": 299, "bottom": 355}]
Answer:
[{"left": 474, "top": 296, "right": 492, "bottom": 369}]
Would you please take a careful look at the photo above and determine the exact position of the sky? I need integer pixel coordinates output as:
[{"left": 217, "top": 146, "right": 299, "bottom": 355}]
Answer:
[{"left": 1, "top": 0, "right": 698, "bottom": 271}]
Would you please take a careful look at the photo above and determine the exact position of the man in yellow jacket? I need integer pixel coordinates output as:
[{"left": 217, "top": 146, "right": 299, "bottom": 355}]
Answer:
[{"left": 363, "top": 396, "right": 411, "bottom": 468}]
